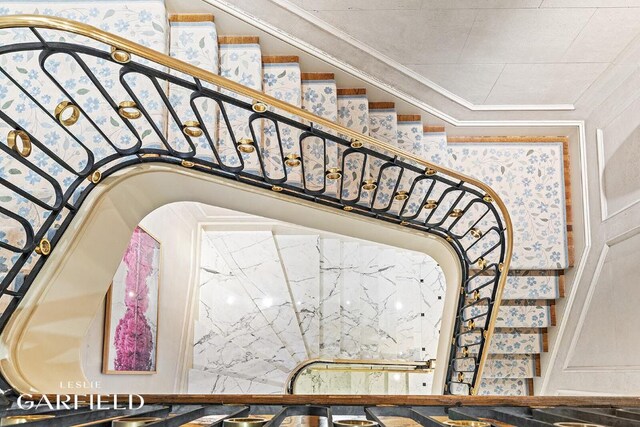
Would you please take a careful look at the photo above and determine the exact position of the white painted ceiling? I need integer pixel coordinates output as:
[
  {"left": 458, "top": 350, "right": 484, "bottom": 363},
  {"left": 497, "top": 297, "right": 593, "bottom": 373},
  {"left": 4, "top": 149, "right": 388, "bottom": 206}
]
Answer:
[{"left": 291, "top": 0, "right": 640, "bottom": 106}]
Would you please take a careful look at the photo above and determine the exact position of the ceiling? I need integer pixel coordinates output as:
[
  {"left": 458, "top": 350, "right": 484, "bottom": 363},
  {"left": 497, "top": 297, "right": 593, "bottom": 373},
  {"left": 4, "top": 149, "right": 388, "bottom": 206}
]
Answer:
[{"left": 290, "top": 0, "right": 640, "bottom": 106}]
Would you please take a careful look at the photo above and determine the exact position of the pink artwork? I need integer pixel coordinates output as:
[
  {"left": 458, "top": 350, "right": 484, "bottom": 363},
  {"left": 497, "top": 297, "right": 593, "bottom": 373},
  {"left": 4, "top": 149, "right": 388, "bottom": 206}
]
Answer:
[{"left": 103, "top": 226, "right": 160, "bottom": 374}]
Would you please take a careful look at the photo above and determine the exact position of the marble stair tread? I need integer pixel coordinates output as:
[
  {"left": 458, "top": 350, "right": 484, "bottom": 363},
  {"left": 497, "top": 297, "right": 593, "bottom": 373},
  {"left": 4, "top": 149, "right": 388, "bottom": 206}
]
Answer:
[
  {"left": 478, "top": 377, "right": 531, "bottom": 396},
  {"left": 261, "top": 56, "right": 302, "bottom": 184},
  {"left": 502, "top": 273, "right": 561, "bottom": 299},
  {"left": 496, "top": 300, "right": 553, "bottom": 328},
  {"left": 168, "top": 14, "right": 219, "bottom": 159},
  {"left": 319, "top": 238, "right": 342, "bottom": 357},
  {"left": 208, "top": 231, "right": 308, "bottom": 363},
  {"left": 188, "top": 368, "right": 283, "bottom": 394},
  {"left": 273, "top": 234, "right": 320, "bottom": 358},
  {"left": 484, "top": 354, "right": 536, "bottom": 379},
  {"left": 198, "top": 233, "right": 298, "bottom": 371},
  {"left": 192, "top": 320, "right": 289, "bottom": 384}
]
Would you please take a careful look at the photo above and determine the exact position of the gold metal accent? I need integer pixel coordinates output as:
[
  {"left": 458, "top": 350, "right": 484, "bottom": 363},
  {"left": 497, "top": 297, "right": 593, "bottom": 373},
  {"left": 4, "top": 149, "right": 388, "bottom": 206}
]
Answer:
[
  {"left": 400, "top": 221, "right": 409, "bottom": 226},
  {"left": 181, "top": 160, "right": 195, "bottom": 168},
  {"left": 182, "top": 121, "right": 203, "bottom": 138},
  {"left": 0, "top": 15, "right": 515, "bottom": 396},
  {"left": 457, "top": 372, "right": 464, "bottom": 383},
  {"left": 450, "top": 209, "right": 463, "bottom": 218},
  {"left": 110, "top": 46, "right": 131, "bottom": 63},
  {"left": 362, "top": 179, "right": 377, "bottom": 191},
  {"left": 0, "top": 415, "right": 56, "bottom": 425},
  {"left": 483, "top": 330, "right": 488, "bottom": 339},
  {"left": 553, "top": 423, "right": 607, "bottom": 427},
  {"left": 271, "top": 185, "right": 283, "bottom": 192},
  {"left": 34, "top": 238, "right": 51, "bottom": 256},
  {"left": 462, "top": 346, "right": 469, "bottom": 358},
  {"left": 394, "top": 190, "right": 409, "bottom": 201},
  {"left": 343, "top": 206, "right": 353, "bottom": 211},
  {"left": 350, "top": 139, "right": 363, "bottom": 149},
  {"left": 446, "top": 236, "right": 454, "bottom": 242},
  {"left": 443, "top": 421, "right": 491, "bottom": 427},
  {"left": 112, "top": 418, "right": 162, "bottom": 427},
  {"left": 333, "top": 421, "right": 378, "bottom": 427},
  {"left": 425, "top": 167, "right": 436, "bottom": 175},
  {"left": 54, "top": 101, "right": 80, "bottom": 126},
  {"left": 477, "top": 258, "right": 487, "bottom": 269},
  {"left": 499, "top": 262, "right": 505, "bottom": 272},
  {"left": 223, "top": 418, "right": 267, "bottom": 427},
  {"left": 7, "top": 130, "right": 31, "bottom": 158},
  {"left": 483, "top": 194, "right": 494, "bottom": 203},
  {"left": 470, "top": 228, "right": 482, "bottom": 238},
  {"left": 118, "top": 101, "right": 141, "bottom": 120},
  {"left": 424, "top": 199, "right": 438, "bottom": 209},
  {"left": 473, "top": 290, "right": 480, "bottom": 301},
  {"left": 89, "top": 170, "right": 101, "bottom": 184},
  {"left": 325, "top": 168, "right": 342, "bottom": 180},
  {"left": 237, "top": 138, "right": 255, "bottom": 153},
  {"left": 284, "top": 154, "right": 301, "bottom": 167},
  {"left": 467, "top": 319, "right": 475, "bottom": 330},
  {"left": 251, "top": 101, "right": 268, "bottom": 113}
]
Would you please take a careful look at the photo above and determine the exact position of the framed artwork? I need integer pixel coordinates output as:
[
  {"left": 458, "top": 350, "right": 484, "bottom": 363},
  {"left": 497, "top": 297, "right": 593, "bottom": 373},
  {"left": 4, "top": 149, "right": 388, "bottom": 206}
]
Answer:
[{"left": 103, "top": 226, "right": 160, "bottom": 374}]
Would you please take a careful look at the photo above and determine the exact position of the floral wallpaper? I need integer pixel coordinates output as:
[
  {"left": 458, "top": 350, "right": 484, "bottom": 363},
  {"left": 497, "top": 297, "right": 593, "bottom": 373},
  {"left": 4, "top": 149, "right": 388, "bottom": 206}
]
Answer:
[
  {"left": 448, "top": 142, "right": 569, "bottom": 270},
  {"left": 485, "top": 354, "right": 535, "bottom": 379},
  {"left": 478, "top": 377, "right": 528, "bottom": 396},
  {"left": 368, "top": 108, "right": 397, "bottom": 209},
  {"left": 336, "top": 94, "right": 368, "bottom": 201}
]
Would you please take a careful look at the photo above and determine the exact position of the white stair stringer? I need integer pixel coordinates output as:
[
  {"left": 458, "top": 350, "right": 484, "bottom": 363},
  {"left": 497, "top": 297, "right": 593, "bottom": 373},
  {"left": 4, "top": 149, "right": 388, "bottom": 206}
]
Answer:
[
  {"left": 273, "top": 234, "right": 321, "bottom": 358},
  {"left": 209, "top": 231, "right": 308, "bottom": 363}
]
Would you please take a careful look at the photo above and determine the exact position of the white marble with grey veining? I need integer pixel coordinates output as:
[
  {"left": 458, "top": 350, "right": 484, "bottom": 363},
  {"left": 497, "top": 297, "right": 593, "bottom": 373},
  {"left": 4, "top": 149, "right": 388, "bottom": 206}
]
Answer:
[
  {"left": 273, "top": 234, "right": 321, "bottom": 357},
  {"left": 395, "top": 250, "right": 425, "bottom": 360},
  {"left": 340, "top": 241, "right": 362, "bottom": 358},
  {"left": 419, "top": 256, "right": 446, "bottom": 361},
  {"left": 209, "top": 231, "right": 308, "bottom": 363},
  {"left": 319, "top": 238, "right": 342, "bottom": 356}
]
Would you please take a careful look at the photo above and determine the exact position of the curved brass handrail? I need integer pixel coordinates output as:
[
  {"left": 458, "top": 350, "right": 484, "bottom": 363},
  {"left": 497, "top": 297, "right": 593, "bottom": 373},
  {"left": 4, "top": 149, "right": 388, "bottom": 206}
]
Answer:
[
  {"left": 0, "top": 15, "right": 512, "bottom": 395},
  {"left": 285, "top": 358, "right": 436, "bottom": 394}
]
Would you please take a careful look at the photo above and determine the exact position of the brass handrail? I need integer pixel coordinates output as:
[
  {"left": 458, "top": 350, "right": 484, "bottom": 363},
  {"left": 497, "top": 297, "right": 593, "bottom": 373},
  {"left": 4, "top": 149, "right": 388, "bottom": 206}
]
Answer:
[
  {"left": 285, "top": 358, "right": 436, "bottom": 394},
  {"left": 0, "top": 15, "right": 512, "bottom": 394}
]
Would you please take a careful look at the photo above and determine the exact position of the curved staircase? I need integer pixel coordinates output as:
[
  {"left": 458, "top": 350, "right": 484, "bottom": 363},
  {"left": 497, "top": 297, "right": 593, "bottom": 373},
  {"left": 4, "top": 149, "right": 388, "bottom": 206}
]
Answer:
[{"left": 0, "top": 4, "right": 570, "bottom": 397}]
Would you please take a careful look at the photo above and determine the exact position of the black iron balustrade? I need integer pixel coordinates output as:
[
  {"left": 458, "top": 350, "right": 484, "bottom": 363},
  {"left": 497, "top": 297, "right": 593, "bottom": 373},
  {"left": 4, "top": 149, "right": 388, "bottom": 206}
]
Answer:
[{"left": 0, "top": 15, "right": 512, "bottom": 396}]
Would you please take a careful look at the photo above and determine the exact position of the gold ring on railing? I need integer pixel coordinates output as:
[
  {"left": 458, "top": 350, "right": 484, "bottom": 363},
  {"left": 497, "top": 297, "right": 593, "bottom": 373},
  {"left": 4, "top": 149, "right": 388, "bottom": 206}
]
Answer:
[
  {"left": 450, "top": 209, "right": 463, "bottom": 218},
  {"left": 325, "top": 168, "right": 342, "bottom": 180},
  {"left": 1, "top": 415, "right": 56, "bottom": 425},
  {"left": 350, "top": 138, "right": 363, "bottom": 149},
  {"left": 477, "top": 257, "right": 487, "bottom": 269},
  {"left": 54, "top": 101, "right": 80, "bottom": 127},
  {"left": 110, "top": 46, "right": 131, "bottom": 64},
  {"left": 499, "top": 262, "right": 505, "bottom": 272},
  {"left": 443, "top": 421, "right": 491, "bottom": 427},
  {"left": 237, "top": 138, "right": 255, "bottom": 153},
  {"left": 425, "top": 167, "right": 437, "bottom": 175},
  {"left": 483, "top": 194, "right": 494, "bottom": 203},
  {"left": 462, "top": 346, "right": 469, "bottom": 357},
  {"left": 284, "top": 154, "right": 301, "bottom": 167},
  {"left": 181, "top": 160, "right": 195, "bottom": 168},
  {"left": 7, "top": 129, "right": 32, "bottom": 158},
  {"left": 394, "top": 190, "right": 409, "bottom": 201},
  {"left": 223, "top": 418, "right": 267, "bottom": 427},
  {"left": 424, "top": 199, "right": 438, "bottom": 209},
  {"left": 473, "top": 290, "right": 480, "bottom": 301},
  {"left": 182, "top": 121, "right": 203, "bottom": 138},
  {"left": 118, "top": 101, "right": 141, "bottom": 120},
  {"left": 470, "top": 228, "right": 482, "bottom": 239},
  {"left": 457, "top": 372, "right": 464, "bottom": 383},
  {"left": 34, "top": 238, "right": 51, "bottom": 256},
  {"left": 343, "top": 206, "right": 354, "bottom": 211},
  {"left": 251, "top": 101, "right": 268, "bottom": 113},
  {"left": 467, "top": 319, "right": 475, "bottom": 330},
  {"left": 112, "top": 418, "right": 162, "bottom": 427},
  {"left": 333, "top": 421, "right": 378, "bottom": 427},
  {"left": 361, "top": 179, "right": 377, "bottom": 191},
  {"left": 271, "top": 185, "right": 283, "bottom": 192},
  {"left": 88, "top": 170, "right": 101, "bottom": 184}
]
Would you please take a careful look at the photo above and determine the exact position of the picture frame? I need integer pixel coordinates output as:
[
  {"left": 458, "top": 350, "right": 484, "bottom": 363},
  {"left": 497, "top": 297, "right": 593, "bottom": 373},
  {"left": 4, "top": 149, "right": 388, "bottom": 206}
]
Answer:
[{"left": 102, "top": 226, "right": 161, "bottom": 374}]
